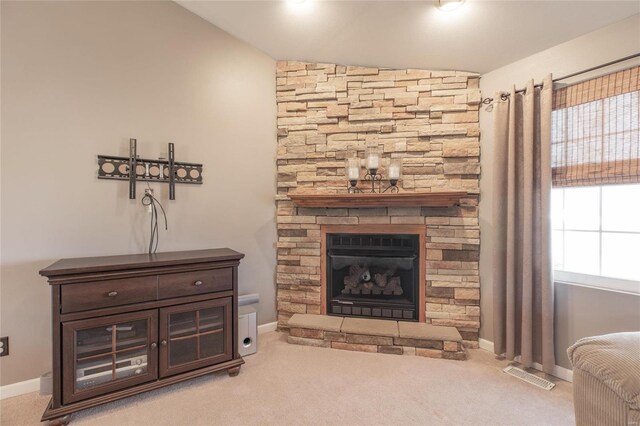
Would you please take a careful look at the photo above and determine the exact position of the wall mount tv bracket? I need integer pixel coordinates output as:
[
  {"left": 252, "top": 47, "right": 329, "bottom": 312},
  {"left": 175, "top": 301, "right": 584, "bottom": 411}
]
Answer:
[{"left": 97, "top": 139, "right": 203, "bottom": 200}]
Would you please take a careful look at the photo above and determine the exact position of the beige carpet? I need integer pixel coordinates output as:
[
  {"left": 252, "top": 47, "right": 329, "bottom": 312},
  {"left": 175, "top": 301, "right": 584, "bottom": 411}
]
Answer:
[{"left": 1, "top": 331, "right": 574, "bottom": 425}]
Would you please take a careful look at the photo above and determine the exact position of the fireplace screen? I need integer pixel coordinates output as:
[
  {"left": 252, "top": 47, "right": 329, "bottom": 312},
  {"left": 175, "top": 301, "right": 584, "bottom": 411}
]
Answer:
[{"left": 326, "top": 233, "right": 420, "bottom": 321}]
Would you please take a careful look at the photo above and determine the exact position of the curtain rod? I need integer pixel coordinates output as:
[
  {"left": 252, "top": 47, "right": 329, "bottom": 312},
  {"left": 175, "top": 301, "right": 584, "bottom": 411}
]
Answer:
[{"left": 480, "top": 52, "right": 640, "bottom": 106}]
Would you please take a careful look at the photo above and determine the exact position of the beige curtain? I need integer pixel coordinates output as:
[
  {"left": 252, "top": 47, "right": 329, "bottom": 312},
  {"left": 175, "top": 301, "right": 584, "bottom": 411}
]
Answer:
[{"left": 492, "top": 75, "right": 555, "bottom": 374}]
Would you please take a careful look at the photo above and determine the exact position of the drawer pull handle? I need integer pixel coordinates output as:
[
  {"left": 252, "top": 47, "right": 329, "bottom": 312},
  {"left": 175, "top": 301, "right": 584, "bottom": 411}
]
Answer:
[
  {"left": 161, "top": 340, "right": 168, "bottom": 346},
  {"left": 150, "top": 342, "right": 157, "bottom": 349},
  {"left": 107, "top": 291, "right": 118, "bottom": 297},
  {"left": 194, "top": 280, "right": 203, "bottom": 286}
]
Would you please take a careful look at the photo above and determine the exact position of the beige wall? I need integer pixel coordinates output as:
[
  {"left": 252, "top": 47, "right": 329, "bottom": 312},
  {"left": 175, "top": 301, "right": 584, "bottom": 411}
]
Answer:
[
  {"left": 554, "top": 283, "right": 640, "bottom": 369},
  {"left": 0, "top": 1, "right": 277, "bottom": 386},
  {"left": 479, "top": 15, "right": 640, "bottom": 364}
]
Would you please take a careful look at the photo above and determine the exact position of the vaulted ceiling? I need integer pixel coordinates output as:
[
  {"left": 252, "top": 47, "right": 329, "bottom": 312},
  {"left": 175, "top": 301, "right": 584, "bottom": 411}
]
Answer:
[{"left": 176, "top": 1, "right": 639, "bottom": 74}]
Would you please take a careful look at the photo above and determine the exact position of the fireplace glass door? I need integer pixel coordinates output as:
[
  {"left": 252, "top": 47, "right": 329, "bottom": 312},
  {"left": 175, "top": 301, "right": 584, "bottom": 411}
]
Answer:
[{"left": 326, "top": 233, "right": 420, "bottom": 321}]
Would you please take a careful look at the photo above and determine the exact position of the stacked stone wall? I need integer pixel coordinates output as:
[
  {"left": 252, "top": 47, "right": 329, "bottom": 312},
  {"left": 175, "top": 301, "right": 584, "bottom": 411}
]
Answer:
[{"left": 275, "top": 61, "right": 481, "bottom": 346}]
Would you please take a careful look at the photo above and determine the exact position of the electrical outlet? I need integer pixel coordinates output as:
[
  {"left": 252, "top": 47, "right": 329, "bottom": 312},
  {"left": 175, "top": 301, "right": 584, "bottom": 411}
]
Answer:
[{"left": 0, "top": 336, "right": 9, "bottom": 357}]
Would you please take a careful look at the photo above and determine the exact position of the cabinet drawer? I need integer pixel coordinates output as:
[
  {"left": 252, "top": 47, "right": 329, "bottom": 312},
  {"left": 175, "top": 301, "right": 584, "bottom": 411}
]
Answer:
[
  {"left": 158, "top": 268, "right": 232, "bottom": 299},
  {"left": 61, "top": 276, "right": 158, "bottom": 314}
]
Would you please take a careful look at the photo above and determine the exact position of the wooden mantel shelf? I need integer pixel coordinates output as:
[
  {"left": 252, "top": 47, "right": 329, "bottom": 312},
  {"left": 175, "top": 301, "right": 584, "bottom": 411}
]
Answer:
[{"left": 288, "top": 191, "right": 470, "bottom": 208}]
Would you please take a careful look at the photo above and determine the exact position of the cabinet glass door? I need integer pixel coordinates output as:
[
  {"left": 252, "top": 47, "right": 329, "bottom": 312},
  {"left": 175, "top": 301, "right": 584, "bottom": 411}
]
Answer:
[
  {"left": 62, "top": 310, "right": 158, "bottom": 404},
  {"left": 159, "top": 298, "right": 232, "bottom": 378}
]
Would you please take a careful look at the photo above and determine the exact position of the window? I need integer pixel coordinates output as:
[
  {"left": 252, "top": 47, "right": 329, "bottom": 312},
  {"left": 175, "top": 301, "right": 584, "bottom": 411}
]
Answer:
[
  {"left": 551, "top": 68, "right": 639, "bottom": 187},
  {"left": 552, "top": 184, "right": 640, "bottom": 293},
  {"left": 551, "top": 66, "right": 640, "bottom": 294}
]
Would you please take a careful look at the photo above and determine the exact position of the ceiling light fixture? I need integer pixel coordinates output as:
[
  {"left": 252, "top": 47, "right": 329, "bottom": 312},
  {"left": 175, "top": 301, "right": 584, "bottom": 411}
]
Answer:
[
  {"left": 286, "top": 0, "right": 312, "bottom": 12},
  {"left": 437, "top": 0, "right": 465, "bottom": 12}
]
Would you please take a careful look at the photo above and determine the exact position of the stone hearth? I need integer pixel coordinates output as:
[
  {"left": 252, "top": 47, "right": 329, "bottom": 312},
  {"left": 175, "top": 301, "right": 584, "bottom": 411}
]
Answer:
[
  {"left": 287, "top": 314, "right": 466, "bottom": 360},
  {"left": 276, "top": 61, "right": 481, "bottom": 348}
]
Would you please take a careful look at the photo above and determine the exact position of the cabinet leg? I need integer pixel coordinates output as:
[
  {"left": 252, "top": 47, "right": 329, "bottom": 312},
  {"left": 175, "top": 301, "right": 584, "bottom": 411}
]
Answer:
[
  {"left": 47, "top": 414, "right": 72, "bottom": 426},
  {"left": 228, "top": 366, "right": 241, "bottom": 377}
]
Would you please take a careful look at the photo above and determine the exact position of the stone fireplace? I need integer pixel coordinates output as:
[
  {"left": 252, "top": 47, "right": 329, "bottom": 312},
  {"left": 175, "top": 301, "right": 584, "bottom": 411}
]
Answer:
[{"left": 275, "top": 61, "right": 481, "bottom": 348}]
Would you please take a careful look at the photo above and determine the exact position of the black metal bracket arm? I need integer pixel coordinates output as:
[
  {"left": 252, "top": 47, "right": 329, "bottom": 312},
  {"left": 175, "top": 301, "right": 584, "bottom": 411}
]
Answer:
[
  {"left": 364, "top": 169, "right": 383, "bottom": 193},
  {"left": 98, "top": 139, "right": 203, "bottom": 200},
  {"left": 348, "top": 172, "right": 400, "bottom": 194}
]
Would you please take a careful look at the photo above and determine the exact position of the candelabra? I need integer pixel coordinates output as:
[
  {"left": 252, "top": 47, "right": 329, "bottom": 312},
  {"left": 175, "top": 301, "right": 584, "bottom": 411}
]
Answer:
[{"left": 344, "top": 149, "right": 402, "bottom": 194}]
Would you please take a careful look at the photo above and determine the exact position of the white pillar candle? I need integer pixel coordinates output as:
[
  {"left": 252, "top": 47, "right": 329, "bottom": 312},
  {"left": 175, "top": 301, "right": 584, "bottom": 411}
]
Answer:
[
  {"left": 348, "top": 166, "right": 359, "bottom": 180},
  {"left": 367, "top": 156, "right": 379, "bottom": 170},
  {"left": 388, "top": 165, "right": 400, "bottom": 179}
]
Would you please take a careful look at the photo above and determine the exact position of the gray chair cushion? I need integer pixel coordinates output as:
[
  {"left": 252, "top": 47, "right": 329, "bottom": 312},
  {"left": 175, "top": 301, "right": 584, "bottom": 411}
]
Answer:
[{"left": 568, "top": 332, "right": 640, "bottom": 410}]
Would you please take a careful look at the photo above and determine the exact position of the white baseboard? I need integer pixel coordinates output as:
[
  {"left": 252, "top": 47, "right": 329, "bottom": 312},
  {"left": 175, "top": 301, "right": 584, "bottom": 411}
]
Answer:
[
  {"left": 258, "top": 321, "right": 277, "bottom": 334},
  {"left": 479, "top": 338, "right": 494, "bottom": 352},
  {"left": 477, "top": 338, "right": 573, "bottom": 383},
  {"left": 532, "top": 361, "right": 573, "bottom": 383},
  {"left": 0, "top": 378, "right": 40, "bottom": 400}
]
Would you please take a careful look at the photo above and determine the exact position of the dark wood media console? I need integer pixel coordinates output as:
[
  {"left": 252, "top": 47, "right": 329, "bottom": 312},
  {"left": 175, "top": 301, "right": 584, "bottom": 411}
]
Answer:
[{"left": 39, "top": 249, "right": 245, "bottom": 424}]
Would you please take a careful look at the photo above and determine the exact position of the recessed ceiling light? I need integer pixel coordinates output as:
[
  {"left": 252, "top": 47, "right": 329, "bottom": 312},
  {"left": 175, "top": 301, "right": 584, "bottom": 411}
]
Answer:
[
  {"left": 286, "top": 0, "right": 313, "bottom": 13},
  {"left": 437, "top": 0, "right": 465, "bottom": 12}
]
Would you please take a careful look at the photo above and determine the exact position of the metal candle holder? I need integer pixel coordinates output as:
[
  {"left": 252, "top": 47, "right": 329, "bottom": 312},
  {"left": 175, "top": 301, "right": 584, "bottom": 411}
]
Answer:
[
  {"left": 348, "top": 180, "right": 362, "bottom": 193},
  {"left": 383, "top": 179, "right": 399, "bottom": 193},
  {"left": 344, "top": 152, "right": 402, "bottom": 194},
  {"left": 364, "top": 168, "right": 383, "bottom": 193}
]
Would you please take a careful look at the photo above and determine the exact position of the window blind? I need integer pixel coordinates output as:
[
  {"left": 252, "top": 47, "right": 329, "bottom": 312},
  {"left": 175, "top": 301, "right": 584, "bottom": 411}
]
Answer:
[{"left": 551, "top": 66, "right": 640, "bottom": 187}]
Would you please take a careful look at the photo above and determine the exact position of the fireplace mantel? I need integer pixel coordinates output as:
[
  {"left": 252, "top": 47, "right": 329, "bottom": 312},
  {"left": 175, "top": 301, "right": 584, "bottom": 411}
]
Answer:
[{"left": 288, "top": 191, "right": 469, "bottom": 208}]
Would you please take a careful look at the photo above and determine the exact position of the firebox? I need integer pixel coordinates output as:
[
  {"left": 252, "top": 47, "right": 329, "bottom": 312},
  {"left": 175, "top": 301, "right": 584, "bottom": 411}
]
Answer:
[{"left": 326, "top": 233, "right": 420, "bottom": 321}]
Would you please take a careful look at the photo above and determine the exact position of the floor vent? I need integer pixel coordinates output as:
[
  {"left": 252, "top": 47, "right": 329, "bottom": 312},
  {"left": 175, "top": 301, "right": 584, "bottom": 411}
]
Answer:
[{"left": 502, "top": 366, "right": 556, "bottom": 390}]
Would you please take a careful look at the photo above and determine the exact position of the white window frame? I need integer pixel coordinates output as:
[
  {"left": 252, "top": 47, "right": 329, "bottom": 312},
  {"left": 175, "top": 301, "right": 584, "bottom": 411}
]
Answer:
[
  {"left": 552, "top": 185, "right": 640, "bottom": 295},
  {"left": 554, "top": 270, "right": 640, "bottom": 295}
]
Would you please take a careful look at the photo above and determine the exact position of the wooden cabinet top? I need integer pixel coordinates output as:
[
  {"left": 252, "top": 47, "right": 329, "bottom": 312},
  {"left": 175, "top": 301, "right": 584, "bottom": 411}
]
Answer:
[{"left": 40, "top": 248, "right": 244, "bottom": 278}]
